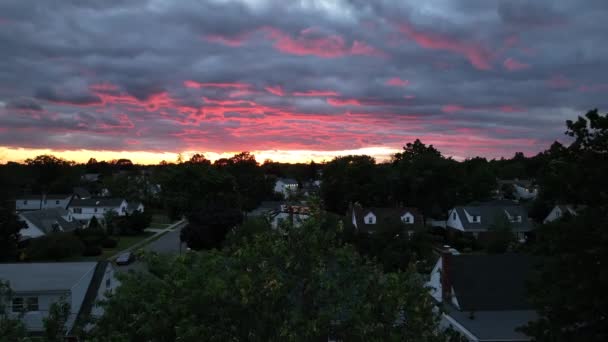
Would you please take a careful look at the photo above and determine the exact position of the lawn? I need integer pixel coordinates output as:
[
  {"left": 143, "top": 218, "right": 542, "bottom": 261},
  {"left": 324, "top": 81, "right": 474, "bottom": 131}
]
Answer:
[{"left": 100, "top": 232, "right": 155, "bottom": 260}]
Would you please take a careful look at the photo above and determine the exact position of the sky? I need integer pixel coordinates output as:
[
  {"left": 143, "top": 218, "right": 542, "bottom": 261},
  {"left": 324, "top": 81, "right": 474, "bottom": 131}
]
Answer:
[{"left": 1, "top": 0, "right": 607, "bottom": 164}]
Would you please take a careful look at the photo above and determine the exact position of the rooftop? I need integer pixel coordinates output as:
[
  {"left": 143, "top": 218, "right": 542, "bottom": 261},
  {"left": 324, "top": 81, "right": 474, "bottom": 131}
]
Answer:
[
  {"left": 69, "top": 198, "right": 125, "bottom": 207},
  {"left": 0, "top": 262, "right": 97, "bottom": 292}
]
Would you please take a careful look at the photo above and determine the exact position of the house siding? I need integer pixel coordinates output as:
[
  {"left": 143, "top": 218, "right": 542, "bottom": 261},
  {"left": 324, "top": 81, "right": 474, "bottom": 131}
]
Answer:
[{"left": 446, "top": 209, "right": 464, "bottom": 231}]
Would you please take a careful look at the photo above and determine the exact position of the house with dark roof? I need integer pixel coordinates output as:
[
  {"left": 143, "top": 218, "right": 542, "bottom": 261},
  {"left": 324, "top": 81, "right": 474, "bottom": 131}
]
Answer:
[
  {"left": 446, "top": 200, "right": 532, "bottom": 241},
  {"left": 349, "top": 205, "right": 423, "bottom": 236},
  {"left": 126, "top": 201, "right": 145, "bottom": 215},
  {"left": 15, "top": 194, "right": 74, "bottom": 212},
  {"left": 68, "top": 198, "right": 128, "bottom": 223},
  {"left": 543, "top": 204, "right": 587, "bottom": 224},
  {"left": 73, "top": 187, "right": 92, "bottom": 199},
  {"left": 427, "top": 253, "right": 537, "bottom": 341},
  {"left": 0, "top": 261, "right": 118, "bottom": 335},
  {"left": 497, "top": 179, "right": 538, "bottom": 200},
  {"left": 274, "top": 178, "right": 298, "bottom": 197},
  {"left": 18, "top": 208, "right": 82, "bottom": 240}
]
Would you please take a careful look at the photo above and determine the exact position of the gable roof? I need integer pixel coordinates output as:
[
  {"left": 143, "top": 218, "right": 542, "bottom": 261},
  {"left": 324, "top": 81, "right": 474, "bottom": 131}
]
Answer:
[
  {"left": 126, "top": 201, "right": 143, "bottom": 212},
  {"left": 277, "top": 177, "right": 298, "bottom": 185},
  {"left": 446, "top": 254, "right": 536, "bottom": 311},
  {"left": 451, "top": 200, "right": 532, "bottom": 232},
  {"left": 20, "top": 208, "right": 80, "bottom": 234},
  {"left": 69, "top": 198, "right": 125, "bottom": 208},
  {"left": 353, "top": 206, "right": 423, "bottom": 233},
  {"left": 0, "top": 262, "right": 98, "bottom": 292},
  {"left": 73, "top": 187, "right": 92, "bottom": 199},
  {"left": 16, "top": 194, "right": 72, "bottom": 201}
]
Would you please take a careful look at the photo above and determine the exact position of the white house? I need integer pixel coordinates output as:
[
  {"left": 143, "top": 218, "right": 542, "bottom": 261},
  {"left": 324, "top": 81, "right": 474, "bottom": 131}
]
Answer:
[
  {"left": 543, "top": 204, "right": 586, "bottom": 224},
  {"left": 0, "top": 261, "right": 118, "bottom": 335},
  {"left": 68, "top": 198, "right": 128, "bottom": 223},
  {"left": 15, "top": 194, "right": 74, "bottom": 212},
  {"left": 427, "top": 253, "right": 537, "bottom": 341},
  {"left": 18, "top": 208, "right": 81, "bottom": 240},
  {"left": 126, "top": 201, "right": 145, "bottom": 215},
  {"left": 274, "top": 178, "right": 298, "bottom": 197},
  {"left": 497, "top": 179, "right": 538, "bottom": 200},
  {"left": 269, "top": 205, "right": 310, "bottom": 229},
  {"left": 446, "top": 200, "right": 532, "bottom": 241}
]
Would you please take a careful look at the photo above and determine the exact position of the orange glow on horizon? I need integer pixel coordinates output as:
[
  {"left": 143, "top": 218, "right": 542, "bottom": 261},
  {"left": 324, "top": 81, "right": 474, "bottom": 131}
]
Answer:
[{"left": 0, "top": 146, "right": 401, "bottom": 165}]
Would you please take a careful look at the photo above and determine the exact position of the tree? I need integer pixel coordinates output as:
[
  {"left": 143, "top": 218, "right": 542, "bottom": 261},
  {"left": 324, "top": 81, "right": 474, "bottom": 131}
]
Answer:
[
  {"left": 485, "top": 215, "right": 514, "bottom": 254},
  {"left": 126, "top": 211, "right": 152, "bottom": 234},
  {"left": 92, "top": 218, "right": 447, "bottom": 341},
  {"left": 187, "top": 153, "right": 211, "bottom": 165},
  {"left": 181, "top": 204, "right": 244, "bottom": 250},
  {"left": 0, "top": 281, "right": 29, "bottom": 342},
  {"left": 521, "top": 208, "right": 608, "bottom": 341},
  {"left": 43, "top": 298, "right": 70, "bottom": 342},
  {"left": 0, "top": 206, "right": 26, "bottom": 261},
  {"left": 26, "top": 233, "right": 85, "bottom": 261}
]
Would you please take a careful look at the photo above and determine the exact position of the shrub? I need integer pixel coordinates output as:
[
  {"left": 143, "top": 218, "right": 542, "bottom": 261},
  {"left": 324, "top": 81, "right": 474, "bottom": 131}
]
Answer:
[
  {"left": 82, "top": 245, "right": 102, "bottom": 257},
  {"left": 26, "top": 233, "right": 84, "bottom": 261},
  {"left": 101, "top": 238, "right": 118, "bottom": 248}
]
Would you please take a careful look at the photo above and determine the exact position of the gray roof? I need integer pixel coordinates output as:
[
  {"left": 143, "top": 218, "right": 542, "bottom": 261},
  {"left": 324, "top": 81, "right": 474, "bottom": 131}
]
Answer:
[
  {"left": 69, "top": 198, "right": 125, "bottom": 208},
  {"left": 452, "top": 200, "right": 532, "bottom": 232},
  {"left": 353, "top": 207, "right": 423, "bottom": 233},
  {"left": 73, "top": 187, "right": 92, "bottom": 199},
  {"left": 498, "top": 179, "right": 534, "bottom": 187},
  {"left": 16, "top": 194, "right": 72, "bottom": 200},
  {"left": 20, "top": 208, "right": 80, "bottom": 234},
  {"left": 277, "top": 178, "right": 298, "bottom": 185},
  {"left": 445, "top": 307, "right": 536, "bottom": 341},
  {"left": 0, "top": 262, "right": 97, "bottom": 292},
  {"left": 248, "top": 201, "right": 286, "bottom": 216},
  {"left": 127, "top": 201, "right": 143, "bottom": 212}
]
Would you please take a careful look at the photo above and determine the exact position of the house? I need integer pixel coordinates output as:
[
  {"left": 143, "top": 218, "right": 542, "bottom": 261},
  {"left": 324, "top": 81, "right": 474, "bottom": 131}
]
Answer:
[
  {"left": 248, "top": 201, "right": 286, "bottom": 217},
  {"left": 81, "top": 173, "right": 101, "bottom": 182},
  {"left": 126, "top": 201, "right": 145, "bottom": 215},
  {"left": 0, "top": 261, "right": 118, "bottom": 335},
  {"left": 427, "top": 253, "right": 537, "bottom": 341},
  {"left": 269, "top": 204, "right": 311, "bottom": 229},
  {"left": 497, "top": 179, "right": 538, "bottom": 200},
  {"left": 543, "top": 204, "right": 586, "bottom": 224},
  {"left": 14, "top": 194, "right": 74, "bottom": 212},
  {"left": 68, "top": 198, "right": 128, "bottom": 223},
  {"left": 73, "top": 187, "right": 92, "bottom": 199},
  {"left": 18, "top": 208, "right": 81, "bottom": 240},
  {"left": 274, "top": 178, "right": 298, "bottom": 197},
  {"left": 350, "top": 205, "right": 423, "bottom": 236},
  {"left": 446, "top": 200, "right": 532, "bottom": 241}
]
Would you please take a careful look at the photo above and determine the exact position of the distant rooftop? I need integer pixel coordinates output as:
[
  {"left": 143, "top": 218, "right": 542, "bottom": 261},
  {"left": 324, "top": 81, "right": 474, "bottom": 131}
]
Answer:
[
  {"left": 69, "top": 198, "right": 125, "bottom": 207},
  {"left": 0, "top": 262, "right": 97, "bottom": 292}
]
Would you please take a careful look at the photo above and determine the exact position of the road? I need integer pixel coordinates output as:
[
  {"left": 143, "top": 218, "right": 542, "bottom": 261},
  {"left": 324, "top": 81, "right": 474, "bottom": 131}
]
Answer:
[{"left": 114, "top": 220, "right": 187, "bottom": 273}]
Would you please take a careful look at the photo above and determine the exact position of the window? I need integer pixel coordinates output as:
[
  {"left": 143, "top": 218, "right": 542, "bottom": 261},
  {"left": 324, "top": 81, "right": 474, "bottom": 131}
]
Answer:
[
  {"left": 26, "top": 297, "right": 38, "bottom": 311},
  {"left": 106, "top": 277, "right": 112, "bottom": 288},
  {"left": 12, "top": 297, "right": 23, "bottom": 312},
  {"left": 44, "top": 200, "right": 47, "bottom": 205},
  {"left": 94, "top": 208, "right": 98, "bottom": 213},
  {"left": 452, "top": 212, "right": 456, "bottom": 220},
  {"left": 73, "top": 208, "right": 82, "bottom": 214},
  {"left": 23, "top": 200, "right": 28, "bottom": 205},
  {"left": 55, "top": 200, "right": 60, "bottom": 205},
  {"left": 474, "top": 216, "right": 480, "bottom": 222}
]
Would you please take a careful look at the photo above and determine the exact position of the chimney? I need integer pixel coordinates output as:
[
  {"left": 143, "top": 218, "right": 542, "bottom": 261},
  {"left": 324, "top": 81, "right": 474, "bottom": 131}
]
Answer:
[{"left": 441, "top": 252, "right": 453, "bottom": 303}]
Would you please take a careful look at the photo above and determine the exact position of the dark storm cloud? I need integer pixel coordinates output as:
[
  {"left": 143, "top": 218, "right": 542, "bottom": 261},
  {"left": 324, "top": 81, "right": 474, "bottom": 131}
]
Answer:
[{"left": 0, "top": 0, "right": 607, "bottom": 160}]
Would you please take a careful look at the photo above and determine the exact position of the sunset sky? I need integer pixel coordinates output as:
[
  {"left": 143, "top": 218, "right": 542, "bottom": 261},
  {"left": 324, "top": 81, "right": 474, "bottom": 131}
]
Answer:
[{"left": 1, "top": 0, "right": 607, "bottom": 164}]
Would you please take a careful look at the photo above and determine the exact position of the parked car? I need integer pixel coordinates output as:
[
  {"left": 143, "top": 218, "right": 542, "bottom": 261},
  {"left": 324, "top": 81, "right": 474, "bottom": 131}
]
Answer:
[{"left": 115, "top": 251, "right": 134, "bottom": 265}]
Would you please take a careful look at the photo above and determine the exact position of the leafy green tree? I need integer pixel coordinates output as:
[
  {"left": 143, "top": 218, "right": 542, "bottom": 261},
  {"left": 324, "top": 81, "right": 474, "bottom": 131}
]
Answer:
[
  {"left": 43, "top": 298, "right": 70, "bottom": 342},
  {"left": 26, "top": 232, "right": 85, "bottom": 261},
  {"left": 221, "top": 152, "right": 272, "bottom": 212},
  {"left": 485, "top": 215, "right": 515, "bottom": 254},
  {"left": 521, "top": 208, "right": 608, "bottom": 341},
  {"left": 0, "top": 206, "right": 26, "bottom": 261},
  {"left": 180, "top": 204, "right": 244, "bottom": 250},
  {"left": 0, "top": 281, "right": 29, "bottom": 342},
  {"left": 92, "top": 218, "right": 446, "bottom": 341}
]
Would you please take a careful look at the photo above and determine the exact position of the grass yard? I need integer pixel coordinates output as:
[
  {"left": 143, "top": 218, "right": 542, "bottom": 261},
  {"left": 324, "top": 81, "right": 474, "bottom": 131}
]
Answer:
[{"left": 100, "top": 232, "right": 155, "bottom": 260}]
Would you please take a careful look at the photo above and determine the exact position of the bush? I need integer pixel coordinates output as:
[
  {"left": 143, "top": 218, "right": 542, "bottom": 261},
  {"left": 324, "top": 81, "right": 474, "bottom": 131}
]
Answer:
[
  {"left": 82, "top": 245, "right": 102, "bottom": 257},
  {"left": 101, "top": 238, "right": 118, "bottom": 248},
  {"left": 26, "top": 233, "right": 84, "bottom": 261}
]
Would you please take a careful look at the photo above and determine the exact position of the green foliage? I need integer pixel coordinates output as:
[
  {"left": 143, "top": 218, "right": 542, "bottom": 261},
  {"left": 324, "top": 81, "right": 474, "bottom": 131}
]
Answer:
[
  {"left": 0, "top": 206, "right": 26, "bottom": 261},
  {"left": 225, "top": 216, "right": 272, "bottom": 245},
  {"left": 26, "top": 232, "right": 85, "bottom": 261},
  {"left": 485, "top": 215, "right": 515, "bottom": 254},
  {"left": 522, "top": 208, "right": 608, "bottom": 341},
  {"left": 91, "top": 218, "right": 446, "bottom": 342},
  {"left": 181, "top": 204, "right": 244, "bottom": 250},
  {"left": 43, "top": 298, "right": 70, "bottom": 342},
  {"left": 0, "top": 281, "right": 29, "bottom": 342}
]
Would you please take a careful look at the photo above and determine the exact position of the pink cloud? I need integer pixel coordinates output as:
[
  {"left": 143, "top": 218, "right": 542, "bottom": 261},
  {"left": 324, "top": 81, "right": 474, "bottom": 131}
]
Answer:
[
  {"left": 404, "top": 95, "right": 416, "bottom": 99},
  {"left": 503, "top": 58, "right": 530, "bottom": 71},
  {"left": 385, "top": 77, "right": 409, "bottom": 87},
  {"left": 578, "top": 84, "right": 608, "bottom": 93},
  {"left": 442, "top": 104, "right": 464, "bottom": 113},
  {"left": 292, "top": 90, "right": 340, "bottom": 97},
  {"left": 504, "top": 35, "right": 519, "bottom": 48},
  {"left": 547, "top": 75, "right": 573, "bottom": 89},
  {"left": 204, "top": 33, "right": 248, "bottom": 47},
  {"left": 265, "top": 85, "right": 284, "bottom": 96},
  {"left": 184, "top": 80, "right": 250, "bottom": 89},
  {"left": 326, "top": 98, "right": 361, "bottom": 107},
  {"left": 398, "top": 23, "right": 493, "bottom": 70}
]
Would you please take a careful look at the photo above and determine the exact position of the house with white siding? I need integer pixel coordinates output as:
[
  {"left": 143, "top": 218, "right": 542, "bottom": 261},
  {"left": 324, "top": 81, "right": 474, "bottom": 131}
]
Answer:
[
  {"left": 274, "top": 178, "right": 298, "bottom": 197},
  {"left": 15, "top": 194, "right": 74, "bottom": 212},
  {"left": 0, "top": 262, "right": 118, "bottom": 335},
  {"left": 349, "top": 205, "right": 423, "bottom": 235},
  {"left": 543, "top": 204, "right": 586, "bottom": 224},
  {"left": 68, "top": 198, "right": 128, "bottom": 224},
  {"left": 446, "top": 200, "right": 532, "bottom": 242},
  {"left": 18, "top": 208, "right": 81, "bottom": 240},
  {"left": 497, "top": 179, "right": 538, "bottom": 200}
]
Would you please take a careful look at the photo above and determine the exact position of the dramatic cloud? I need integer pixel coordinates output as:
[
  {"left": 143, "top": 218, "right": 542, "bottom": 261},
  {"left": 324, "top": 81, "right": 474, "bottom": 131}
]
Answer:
[{"left": 0, "top": 0, "right": 607, "bottom": 163}]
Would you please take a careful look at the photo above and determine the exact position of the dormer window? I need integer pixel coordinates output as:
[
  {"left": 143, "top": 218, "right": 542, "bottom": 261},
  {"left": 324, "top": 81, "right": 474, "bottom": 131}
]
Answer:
[
  {"left": 452, "top": 212, "right": 456, "bottom": 220},
  {"left": 401, "top": 212, "right": 414, "bottom": 224},
  {"left": 23, "top": 200, "right": 27, "bottom": 205},
  {"left": 473, "top": 216, "right": 480, "bottom": 222},
  {"left": 364, "top": 213, "right": 376, "bottom": 225}
]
